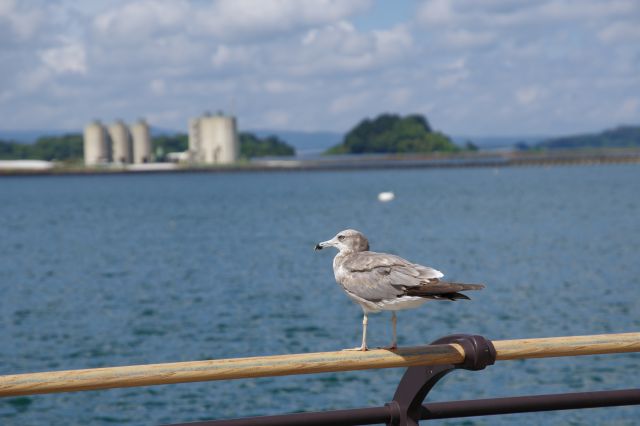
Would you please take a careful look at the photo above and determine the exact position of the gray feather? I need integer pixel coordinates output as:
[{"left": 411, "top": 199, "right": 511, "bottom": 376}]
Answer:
[{"left": 335, "top": 251, "right": 447, "bottom": 302}]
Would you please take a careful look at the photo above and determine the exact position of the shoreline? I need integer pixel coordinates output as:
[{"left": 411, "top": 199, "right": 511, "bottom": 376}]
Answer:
[{"left": 1, "top": 148, "right": 639, "bottom": 177}]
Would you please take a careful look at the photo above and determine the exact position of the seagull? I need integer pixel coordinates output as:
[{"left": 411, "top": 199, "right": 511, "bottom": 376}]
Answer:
[{"left": 315, "top": 229, "right": 484, "bottom": 351}]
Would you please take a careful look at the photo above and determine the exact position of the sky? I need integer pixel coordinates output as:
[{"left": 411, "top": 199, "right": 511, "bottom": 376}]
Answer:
[{"left": 0, "top": 0, "right": 639, "bottom": 136}]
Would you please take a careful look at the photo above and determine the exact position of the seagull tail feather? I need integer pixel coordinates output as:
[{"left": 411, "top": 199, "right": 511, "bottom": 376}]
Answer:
[
  {"left": 441, "top": 292, "right": 471, "bottom": 301},
  {"left": 442, "top": 282, "right": 485, "bottom": 291},
  {"left": 405, "top": 282, "right": 485, "bottom": 301}
]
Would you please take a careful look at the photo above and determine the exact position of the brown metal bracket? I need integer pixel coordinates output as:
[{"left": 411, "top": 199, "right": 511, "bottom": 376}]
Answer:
[{"left": 386, "top": 334, "right": 496, "bottom": 426}]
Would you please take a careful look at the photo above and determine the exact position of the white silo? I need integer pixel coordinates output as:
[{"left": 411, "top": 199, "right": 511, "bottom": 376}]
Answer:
[
  {"left": 109, "top": 120, "right": 133, "bottom": 164},
  {"left": 130, "top": 119, "right": 151, "bottom": 163},
  {"left": 83, "top": 120, "right": 110, "bottom": 165},
  {"left": 188, "top": 117, "right": 203, "bottom": 163},
  {"left": 199, "top": 113, "right": 239, "bottom": 164}
]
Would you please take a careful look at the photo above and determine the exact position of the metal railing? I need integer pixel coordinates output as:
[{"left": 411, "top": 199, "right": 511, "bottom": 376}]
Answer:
[{"left": 1, "top": 332, "right": 639, "bottom": 425}]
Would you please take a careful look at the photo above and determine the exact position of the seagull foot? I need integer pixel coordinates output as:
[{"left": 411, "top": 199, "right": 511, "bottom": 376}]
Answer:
[
  {"left": 343, "top": 346, "right": 368, "bottom": 351},
  {"left": 379, "top": 344, "right": 397, "bottom": 351}
]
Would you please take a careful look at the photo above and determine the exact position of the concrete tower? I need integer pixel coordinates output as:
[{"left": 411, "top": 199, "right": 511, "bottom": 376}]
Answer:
[
  {"left": 198, "top": 113, "right": 239, "bottom": 164},
  {"left": 130, "top": 119, "right": 151, "bottom": 164},
  {"left": 83, "top": 120, "right": 110, "bottom": 165},
  {"left": 109, "top": 120, "right": 133, "bottom": 164},
  {"left": 188, "top": 117, "right": 203, "bottom": 163}
]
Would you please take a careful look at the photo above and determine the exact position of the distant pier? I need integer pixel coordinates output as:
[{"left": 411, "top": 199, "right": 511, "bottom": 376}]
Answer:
[{"left": 1, "top": 148, "right": 640, "bottom": 176}]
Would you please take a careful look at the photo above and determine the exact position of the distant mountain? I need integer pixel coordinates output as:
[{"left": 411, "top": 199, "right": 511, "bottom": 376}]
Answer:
[
  {"left": 0, "top": 129, "right": 77, "bottom": 143},
  {"left": 536, "top": 125, "right": 640, "bottom": 149},
  {"left": 150, "top": 126, "right": 182, "bottom": 137}
]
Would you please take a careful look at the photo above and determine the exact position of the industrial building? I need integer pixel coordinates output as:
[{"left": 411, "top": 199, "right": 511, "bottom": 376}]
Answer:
[
  {"left": 131, "top": 119, "right": 152, "bottom": 164},
  {"left": 109, "top": 120, "right": 132, "bottom": 164},
  {"left": 83, "top": 113, "right": 238, "bottom": 167},
  {"left": 83, "top": 120, "right": 111, "bottom": 165},
  {"left": 83, "top": 119, "right": 151, "bottom": 166},
  {"left": 188, "top": 112, "right": 239, "bottom": 165}
]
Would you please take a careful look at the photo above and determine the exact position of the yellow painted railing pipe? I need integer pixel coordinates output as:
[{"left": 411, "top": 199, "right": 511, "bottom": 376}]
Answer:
[{"left": 1, "top": 332, "right": 638, "bottom": 398}]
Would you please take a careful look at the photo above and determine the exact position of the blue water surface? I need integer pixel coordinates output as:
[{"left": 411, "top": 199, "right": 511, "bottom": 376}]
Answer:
[{"left": 1, "top": 164, "right": 639, "bottom": 425}]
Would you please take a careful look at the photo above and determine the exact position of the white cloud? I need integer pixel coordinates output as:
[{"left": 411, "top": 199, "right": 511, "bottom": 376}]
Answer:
[
  {"left": 17, "top": 67, "right": 51, "bottom": 92},
  {"left": 435, "top": 57, "right": 470, "bottom": 89},
  {"left": 537, "top": 0, "right": 636, "bottom": 21},
  {"left": 0, "top": 0, "right": 42, "bottom": 41},
  {"left": 436, "top": 70, "right": 469, "bottom": 89},
  {"left": 1, "top": 0, "right": 639, "bottom": 134},
  {"left": 598, "top": 21, "right": 640, "bottom": 43},
  {"left": 388, "top": 88, "right": 411, "bottom": 107},
  {"left": 374, "top": 25, "right": 413, "bottom": 57},
  {"left": 515, "top": 86, "right": 542, "bottom": 106},
  {"left": 0, "top": 90, "right": 13, "bottom": 103},
  {"left": 301, "top": 21, "right": 369, "bottom": 54},
  {"left": 418, "top": 0, "right": 638, "bottom": 28},
  {"left": 619, "top": 98, "right": 639, "bottom": 118},
  {"left": 211, "top": 45, "right": 252, "bottom": 69},
  {"left": 444, "top": 29, "right": 495, "bottom": 48},
  {"left": 39, "top": 41, "right": 87, "bottom": 74},
  {"left": 149, "top": 79, "right": 166, "bottom": 95},
  {"left": 93, "top": 0, "right": 189, "bottom": 42},
  {"left": 418, "top": 0, "right": 454, "bottom": 24},
  {"left": 442, "top": 57, "right": 466, "bottom": 71},
  {"left": 329, "top": 92, "right": 371, "bottom": 114},
  {"left": 263, "top": 80, "right": 304, "bottom": 94},
  {"left": 291, "top": 23, "right": 412, "bottom": 75},
  {"left": 263, "top": 110, "right": 290, "bottom": 127},
  {"left": 92, "top": 0, "right": 371, "bottom": 44},
  {"left": 195, "top": 0, "right": 371, "bottom": 40}
]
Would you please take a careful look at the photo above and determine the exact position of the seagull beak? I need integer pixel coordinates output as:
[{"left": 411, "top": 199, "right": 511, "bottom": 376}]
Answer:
[{"left": 314, "top": 239, "right": 334, "bottom": 251}]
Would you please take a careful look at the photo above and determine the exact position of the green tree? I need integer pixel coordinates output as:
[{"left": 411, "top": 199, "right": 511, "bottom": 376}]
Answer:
[
  {"left": 239, "top": 133, "right": 295, "bottom": 158},
  {"left": 326, "top": 113, "right": 461, "bottom": 154},
  {"left": 0, "top": 134, "right": 83, "bottom": 162},
  {"left": 31, "top": 134, "right": 83, "bottom": 161},
  {"left": 151, "top": 134, "right": 188, "bottom": 161},
  {"left": 0, "top": 140, "right": 31, "bottom": 159}
]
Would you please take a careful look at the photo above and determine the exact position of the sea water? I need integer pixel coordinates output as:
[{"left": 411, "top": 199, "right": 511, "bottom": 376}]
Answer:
[{"left": 1, "top": 165, "right": 639, "bottom": 425}]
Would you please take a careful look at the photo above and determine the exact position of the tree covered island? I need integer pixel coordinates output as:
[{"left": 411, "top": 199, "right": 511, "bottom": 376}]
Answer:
[
  {"left": 326, "top": 113, "right": 468, "bottom": 155},
  {"left": 535, "top": 125, "right": 640, "bottom": 150}
]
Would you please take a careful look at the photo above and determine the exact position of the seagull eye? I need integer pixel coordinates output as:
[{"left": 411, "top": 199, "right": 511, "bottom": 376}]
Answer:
[{"left": 338, "top": 235, "right": 345, "bottom": 241}]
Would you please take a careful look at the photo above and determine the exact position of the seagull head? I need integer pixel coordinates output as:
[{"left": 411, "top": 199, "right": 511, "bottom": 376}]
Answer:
[{"left": 315, "top": 229, "right": 370, "bottom": 253}]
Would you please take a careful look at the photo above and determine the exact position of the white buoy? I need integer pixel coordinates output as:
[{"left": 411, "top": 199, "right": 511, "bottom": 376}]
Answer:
[{"left": 378, "top": 191, "right": 395, "bottom": 202}]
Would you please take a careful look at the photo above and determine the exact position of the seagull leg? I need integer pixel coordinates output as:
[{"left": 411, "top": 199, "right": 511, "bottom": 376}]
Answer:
[
  {"left": 381, "top": 312, "right": 398, "bottom": 350},
  {"left": 390, "top": 312, "right": 398, "bottom": 349},
  {"left": 361, "top": 312, "right": 368, "bottom": 350},
  {"left": 344, "top": 312, "right": 369, "bottom": 351}
]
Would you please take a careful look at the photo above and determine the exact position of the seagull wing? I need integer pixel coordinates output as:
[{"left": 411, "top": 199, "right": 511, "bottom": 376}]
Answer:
[
  {"left": 338, "top": 251, "right": 443, "bottom": 301},
  {"left": 339, "top": 251, "right": 482, "bottom": 302}
]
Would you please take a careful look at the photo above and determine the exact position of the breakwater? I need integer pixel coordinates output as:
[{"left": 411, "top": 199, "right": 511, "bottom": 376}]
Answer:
[{"left": 1, "top": 148, "right": 640, "bottom": 176}]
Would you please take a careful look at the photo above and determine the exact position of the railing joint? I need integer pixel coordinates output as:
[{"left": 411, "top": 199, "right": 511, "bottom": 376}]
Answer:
[
  {"left": 384, "top": 401, "right": 401, "bottom": 426},
  {"left": 388, "top": 334, "right": 496, "bottom": 425}
]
